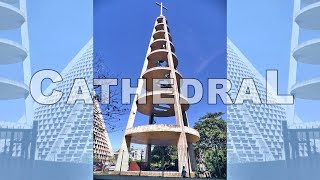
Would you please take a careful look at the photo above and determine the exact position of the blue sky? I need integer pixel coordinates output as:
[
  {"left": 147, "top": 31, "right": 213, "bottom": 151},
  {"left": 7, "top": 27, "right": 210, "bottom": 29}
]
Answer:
[
  {"left": 0, "top": 1, "right": 92, "bottom": 121},
  {"left": 228, "top": 0, "right": 293, "bottom": 95},
  {"left": 94, "top": 0, "right": 226, "bottom": 150},
  {"left": 228, "top": 0, "right": 320, "bottom": 122}
]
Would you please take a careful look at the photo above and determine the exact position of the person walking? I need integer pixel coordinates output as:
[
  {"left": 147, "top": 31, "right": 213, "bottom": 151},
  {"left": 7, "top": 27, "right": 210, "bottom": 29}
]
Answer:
[{"left": 181, "top": 166, "right": 187, "bottom": 178}]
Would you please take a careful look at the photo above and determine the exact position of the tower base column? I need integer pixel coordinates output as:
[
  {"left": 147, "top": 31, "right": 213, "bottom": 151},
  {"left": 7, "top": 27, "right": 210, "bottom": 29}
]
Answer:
[
  {"left": 115, "top": 136, "right": 131, "bottom": 172},
  {"left": 145, "top": 144, "right": 152, "bottom": 170},
  {"left": 177, "top": 132, "right": 190, "bottom": 174}
]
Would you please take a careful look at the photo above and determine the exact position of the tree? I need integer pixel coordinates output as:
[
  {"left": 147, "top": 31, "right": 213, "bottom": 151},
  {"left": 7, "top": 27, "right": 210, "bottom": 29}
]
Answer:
[
  {"left": 150, "top": 145, "right": 177, "bottom": 170},
  {"left": 193, "top": 112, "right": 227, "bottom": 178},
  {"left": 93, "top": 54, "right": 129, "bottom": 133}
]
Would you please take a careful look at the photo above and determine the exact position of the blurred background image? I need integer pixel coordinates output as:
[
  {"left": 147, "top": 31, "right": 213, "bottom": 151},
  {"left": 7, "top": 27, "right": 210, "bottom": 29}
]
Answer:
[{"left": 0, "top": 0, "right": 92, "bottom": 180}]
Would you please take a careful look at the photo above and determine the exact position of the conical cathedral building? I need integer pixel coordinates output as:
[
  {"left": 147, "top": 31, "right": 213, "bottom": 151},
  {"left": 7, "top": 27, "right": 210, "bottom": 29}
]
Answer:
[
  {"left": 93, "top": 96, "right": 114, "bottom": 163},
  {"left": 227, "top": 38, "right": 287, "bottom": 163},
  {"left": 34, "top": 39, "right": 94, "bottom": 163}
]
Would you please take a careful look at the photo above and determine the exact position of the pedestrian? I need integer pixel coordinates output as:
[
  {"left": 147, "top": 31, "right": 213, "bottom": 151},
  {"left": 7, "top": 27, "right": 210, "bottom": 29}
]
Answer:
[{"left": 181, "top": 166, "right": 187, "bottom": 178}]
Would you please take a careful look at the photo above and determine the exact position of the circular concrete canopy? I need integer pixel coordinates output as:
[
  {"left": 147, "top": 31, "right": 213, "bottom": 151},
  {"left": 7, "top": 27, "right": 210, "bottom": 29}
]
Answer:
[
  {"left": 137, "top": 90, "right": 189, "bottom": 117},
  {"left": 0, "top": 77, "right": 28, "bottom": 99},
  {"left": 291, "top": 77, "right": 320, "bottom": 99},
  {"left": 301, "top": 0, "right": 319, "bottom": 6},
  {"left": 0, "top": 2, "right": 25, "bottom": 29},
  {"left": 142, "top": 67, "right": 182, "bottom": 91},
  {"left": 150, "top": 39, "right": 175, "bottom": 53},
  {"left": 155, "top": 23, "right": 170, "bottom": 32},
  {"left": 125, "top": 124, "right": 200, "bottom": 145},
  {"left": 295, "top": 2, "right": 320, "bottom": 29},
  {"left": 0, "top": 39, "right": 27, "bottom": 64},
  {"left": 293, "top": 39, "right": 320, "bottom": 64},
  {"left": 153, "top": 30, "right": 172, "bottom": 41},
  {"left": 147, "top": 49, "right": 178, "bottom": 69}
]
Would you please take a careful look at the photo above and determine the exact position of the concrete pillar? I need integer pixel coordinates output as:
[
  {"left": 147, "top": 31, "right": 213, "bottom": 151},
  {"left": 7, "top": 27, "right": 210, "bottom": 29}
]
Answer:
[
  {"left": 292, "top": 132, "right": 299, "bottom": 158},
  {"left": 306, "top": 131, "right": 311, "bottom": 156},
  {"left": 115, "top": 136, "right": 131, "bottom": 171},
  {"left": 21, "top": 131, "right": 27, "bottom": 159},
  {"left": 282, "top": 121, "right": 290, "bottom": 160},
  {"left": 177, "top": 132, "right": 189, "bottom": 173},
  {"left": 288, "top": 0, "right": 301, "bottom": 93},
  {"left": 9, "top": 131, "right": 14, "bottom": 156},
  {"left": 20, "top": 0, "right": 33, "bottom": 126},
  {"left": 287, "top": 0, "right": 301, "bottom": 125},
  {"left": 146, "top": 144, "right": 152, "bottom": 170},
  {"left": 30, "top": 121, "right": 38, "bottom": 160},
  {"left": 149, "top": 113, "right": 154, "bottom": 124}
]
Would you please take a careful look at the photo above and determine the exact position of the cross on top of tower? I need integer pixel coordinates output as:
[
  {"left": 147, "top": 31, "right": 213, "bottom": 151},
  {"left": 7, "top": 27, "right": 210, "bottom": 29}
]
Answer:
[{"left": 156, "top": 2, "right": 167, "bottom": 16}]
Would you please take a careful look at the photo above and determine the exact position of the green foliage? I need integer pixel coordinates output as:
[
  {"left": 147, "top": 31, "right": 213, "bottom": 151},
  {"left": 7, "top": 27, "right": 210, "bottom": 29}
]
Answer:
[
  {"left": 194, "top": 112, "right": 227, "bottom": 178},
  {"left": 151, "top": 146, "right": 177, "bottom": 169}
]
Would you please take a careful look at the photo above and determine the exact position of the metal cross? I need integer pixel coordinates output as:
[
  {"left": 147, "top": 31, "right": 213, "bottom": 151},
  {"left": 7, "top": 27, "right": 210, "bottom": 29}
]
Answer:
[{"left": 156, "top": 2, "right": 167, "bottom": 16}]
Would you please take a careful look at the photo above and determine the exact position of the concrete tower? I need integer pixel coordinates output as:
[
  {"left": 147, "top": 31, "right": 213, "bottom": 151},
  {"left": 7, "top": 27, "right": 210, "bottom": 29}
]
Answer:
[
  {"left": 0, "top": 0, "right": 32, "bottom": 126},
  {"left": 285, "top": 0, "right": 320, "bottom": 157},
  {"left": 288, "top": 0, "right": 320, "bottom": 124},
  {"left": 115, "top": 3, "right": 200, "bottom": 175}
]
